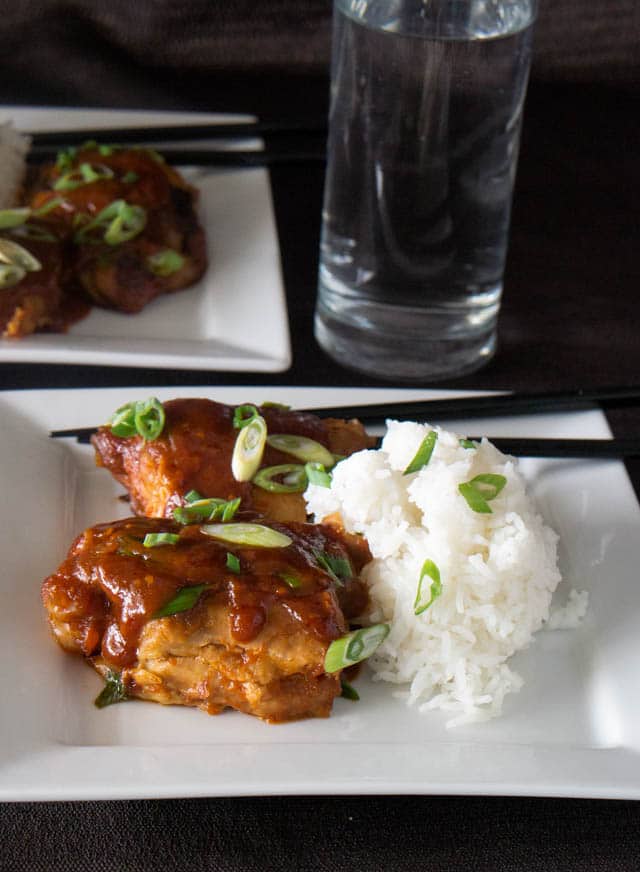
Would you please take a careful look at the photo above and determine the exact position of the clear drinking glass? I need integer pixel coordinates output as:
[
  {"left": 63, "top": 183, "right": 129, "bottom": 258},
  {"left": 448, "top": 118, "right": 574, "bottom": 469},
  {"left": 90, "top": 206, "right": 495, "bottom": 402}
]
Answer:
[{"left": 315, "top": 0, "right": 537, "bottom": 381}]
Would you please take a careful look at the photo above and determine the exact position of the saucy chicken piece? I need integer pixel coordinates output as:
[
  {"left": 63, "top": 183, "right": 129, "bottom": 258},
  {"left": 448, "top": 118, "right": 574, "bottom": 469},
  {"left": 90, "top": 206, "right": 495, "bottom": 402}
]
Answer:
[
  {"left": 91, "top": 398, "right": 375, "bottom": 523},
  {"left": 41, "top": 516, "right": 369, "bottom": 722},
  {"left": 26, "top": 145, "right": 207, "bottom": 313},
  {"left": 0, "top": 228, "right": 75, "bottom": 337}
]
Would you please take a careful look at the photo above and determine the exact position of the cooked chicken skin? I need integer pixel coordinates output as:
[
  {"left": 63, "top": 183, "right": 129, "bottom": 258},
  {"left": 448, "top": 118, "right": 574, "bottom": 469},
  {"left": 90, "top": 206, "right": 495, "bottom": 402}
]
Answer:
[
  {"left": 0, "top": 229, "right": 72, "bottom": 337},
  {"left": 41, "top": 516, "right": 369, "bottom": 722},
  {"left": 27, "top": 145, "right": 207, "bottom": 313},
  {"left": 91, "top": 398, "right": 375, "bottom": 523}
]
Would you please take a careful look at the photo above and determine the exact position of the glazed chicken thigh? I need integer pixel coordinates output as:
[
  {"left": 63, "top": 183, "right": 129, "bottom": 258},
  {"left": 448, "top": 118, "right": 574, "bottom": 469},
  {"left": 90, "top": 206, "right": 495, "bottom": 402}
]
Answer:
[
  {"left": 91, "top": 398, "right": 374, "bottom": 523},
  {"left": 41, "top": 516, "right": 369, "bottom": 722}
]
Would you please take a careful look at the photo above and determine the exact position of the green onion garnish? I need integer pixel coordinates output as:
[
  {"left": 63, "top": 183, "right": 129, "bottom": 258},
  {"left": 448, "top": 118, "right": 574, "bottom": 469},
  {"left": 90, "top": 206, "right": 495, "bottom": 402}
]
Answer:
[
  {"left": 33, "top": 197, "right": 66, "bottom": 217},
  {"left": 0, "top": 208, "right": 31, "bottom": 230},
  {"left": 305, "top": 461, "right": 332, "bottom": 488},
  {"left": 0, "top": 263, "right": 26, "bottom": 290},
  {"left": 231, "top": 414, "right": 267, "bottom": 481},
  {"left": 459, "top": 438, "right": 477, "bottom": 449},
  {"left": 14, "top": 224, "right": 58, "bottom": 243},
  {"left": 134, "top": 397, "right": 165, "bottom": 441},
  {"left": 55, "top": 146, "right": 77, "bottom": 173},
  {"left": 201, "top": 523, "right": 292, "bottom": 549},
  {"left": 94, "top": 669, "right": 127, "bottom": 709},
  {"left": 226, "top": 552, "right": 241, "bottom": 574},
  {"left": 458, "top": 473, "right": 507, "bottom": 514},
  {"left": 153, "top": 584, "right": 209, "bottom": 619},
  {"left": 324, "top": 624, "right": 390, "bottom": 673},
  {"left": 0, "top": 238, "right": 42, "bottom": 272},
  {"left": 252, "top": 463, "right": 307, "bottom": 493},
  {"left": 233, "top": 404, "right": 259, "bottom": 429},
  {"left": 340, "top": 680, "right": 360, "bottom": 701},
  {"left": 266, "top": 433, "right": 335, "bottom": 467},
  {"left": 109, "top": 402, "right": 137, "bottom": 437},
  {"left": 54, "top": 162, "right": 115, "bottom": 191},
  {"left": 121, "top": 170, "right": 139, "bottom": 183},
  {"left": 414, "top": 559, "right": 442, "bottom": 615},
  {"left": 74, "top": 199, "right": 147, "bottom": 245},
  {"left": 404, "top": 430, "right": 438, "bottom": 475},
  {"left": 279, "top": 571, "right": 302, "bottom": 589},
  {"left": 314, "top": 550, "right": 352, "bottom": 586},
  {"left": 184, "top": 489, "right": 202, "bottom": 503},
  {"left": 143, "top": 532, "right": 180, "bottom": 547},
  {"left": 147, "top": 249, "right": 185, "bottom": 277},
  {"left": 173, "top": 496, "right": 241, "bottom": 525},
  {"left": 108, "top": 397, "right": 165, "bottom": 440}
]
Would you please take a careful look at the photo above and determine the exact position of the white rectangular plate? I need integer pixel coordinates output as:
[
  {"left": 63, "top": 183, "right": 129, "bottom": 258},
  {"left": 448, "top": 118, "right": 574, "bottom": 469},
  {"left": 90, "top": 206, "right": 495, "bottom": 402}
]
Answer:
[
  {"left": 1, "top": 386, "right": 639, "bottom": 801},
  {"left": 0, "top": 107, "right": 291, "bottom": 371}
]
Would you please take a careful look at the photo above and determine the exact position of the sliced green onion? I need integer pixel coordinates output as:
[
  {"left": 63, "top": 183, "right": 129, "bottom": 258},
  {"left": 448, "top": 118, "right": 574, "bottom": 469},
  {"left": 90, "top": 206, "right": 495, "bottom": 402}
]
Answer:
[
  {"left": 109, "top": 402, "right": 137, "bottom": 437},
  {"left": 147, "top": 248, "right": 185, "bottom": 277},
  {"left": 55, "top": 146, "right": 77, "bottom": 173},
  {"left": 173, "top": 497, "right": 241, "bottom": 525},
  {"left": 108, "top": 397, "right": 165, "bottom": 440},
  {"left": 458, "top": 473, "right": 507, "bottom": 514},
  {"left": 98, "top": 144, "right": 115, "bottom": 156},
  {"left": 233, "top": 404, "right": 259, "bottom": 429},
  {"left": 404, "top": 430, "right": 438, "bottom": 475},
  {"left": 184, "top": 489, "right": 202, "bottom": 503},
  {"left": 134, "top": 397, "right": 165, "bottom": 441},
  {"left": 279, "top": 571, "right": 302, "bottom": 589},
  {"left": 226, "top": 552, "right": 241, "bottom": 574},
  {"left": 252, "top": 463, "right": 307, "bottom": 493},
  {"left": 201, "top": 523, "right": 292, "bottom": 549},
  {"left": 103, "top": 201, "right": 146, "bottom": 245},
  {"left": 33, "top": 197, "right": 65, "bottom": 217},
  {"left": 14, "top": 224, "right": 58, "bottom": 242},
  {"left": 74, "top": 199, "right": 147, "bottom": 245},
  {"left": 414, "top": 559, "right": 442, "bottom": 615},
  {"left": 459, "top": 438, "right": 477, "bottom": 450},
  {"left": 94, "top": 669, "right": 127, "bottom": 709},
  {"left": 266, "top": 433, "right": 334, "bottom": 467},
  {"left": 143, "top": 532, "right": 180, "bottom": 547},
  {"left": 314, "top": 549, "right": 352, "bottom": 586},
  {"left": 231, "top": 414, "right": 267, "bottom": 481},
  {"left": 54, "top": 162, "right": 115, "bottom": 191},
  {"left": 340, "top": 680, "right": 360, "bottom": 701},
  {"left": 0, "top": 208, "right": 31, "bottom": 229},
  {"left": 153, "top": 584, "right": 209, "bottom": 619},
  {"left": 0, "top": 263, "right": 26, "bottom": 289},
  {"left": 121, "top": 171, "right": 139, "bottom": 183},
  {"left": 0, "top": 237, "right": 42, "bottom": 272},
  {"left": 324, "top": 624, "right": 390, "bottom": 673},
  {"left": 305, "top": 461, "right": 332, "bottom": 488}
]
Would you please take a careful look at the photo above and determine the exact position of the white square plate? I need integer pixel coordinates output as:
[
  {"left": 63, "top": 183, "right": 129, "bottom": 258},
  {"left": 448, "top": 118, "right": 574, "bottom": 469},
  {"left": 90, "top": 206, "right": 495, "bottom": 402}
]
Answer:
[
  {"left": 1, "top": 386, "right": 639, "bottom": 800},
  {"left": 0, "top": 108, "right": 291, "bottom": 371}
]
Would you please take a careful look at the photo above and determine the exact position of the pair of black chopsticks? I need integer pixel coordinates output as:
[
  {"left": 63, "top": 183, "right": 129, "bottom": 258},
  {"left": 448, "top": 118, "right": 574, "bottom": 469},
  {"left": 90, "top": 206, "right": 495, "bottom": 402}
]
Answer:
[
  {"left": 50, "top": 385, "right": 640, "bottom": 459},
  {"left": 25, "top": 119, "right": 328, "bottom": 168}
]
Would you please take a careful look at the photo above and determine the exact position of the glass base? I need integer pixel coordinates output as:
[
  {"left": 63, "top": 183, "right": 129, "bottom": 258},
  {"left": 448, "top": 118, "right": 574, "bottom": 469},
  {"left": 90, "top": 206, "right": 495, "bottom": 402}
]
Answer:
[{"left": 314, "top": 285, "right": 498, "bottom": 383}]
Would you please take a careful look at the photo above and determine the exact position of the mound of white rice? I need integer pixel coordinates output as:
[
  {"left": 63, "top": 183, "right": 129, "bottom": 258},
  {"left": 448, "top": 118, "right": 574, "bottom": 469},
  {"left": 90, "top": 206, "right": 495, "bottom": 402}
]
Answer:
[
  {"left": 305, "top": 420, "right": 580, "bottom": 726},
  {"left": 0, "top": 122, "right": 30, "bottom": 208}
]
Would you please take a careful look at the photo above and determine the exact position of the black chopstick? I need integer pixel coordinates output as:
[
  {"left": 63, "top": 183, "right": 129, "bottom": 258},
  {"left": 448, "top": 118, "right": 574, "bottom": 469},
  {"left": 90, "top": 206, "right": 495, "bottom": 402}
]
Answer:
[
  {"left": 26, "top": 147, "right": 326, "bottom": 168},
  {"left": 48, "top": 427, "right": 640, "bottom": 460},
  {"left": 26, "top": 119, "right": 327, "bottom": 148},
  {"left": 303, "top": 385, "right": 640, "bottom": 423}
]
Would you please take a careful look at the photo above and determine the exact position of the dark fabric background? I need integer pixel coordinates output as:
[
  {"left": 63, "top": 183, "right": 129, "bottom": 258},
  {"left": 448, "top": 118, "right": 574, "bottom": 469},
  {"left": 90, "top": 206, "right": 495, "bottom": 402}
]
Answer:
[{"left": 1, "top": 2, "right": 640, "bottom": 870}]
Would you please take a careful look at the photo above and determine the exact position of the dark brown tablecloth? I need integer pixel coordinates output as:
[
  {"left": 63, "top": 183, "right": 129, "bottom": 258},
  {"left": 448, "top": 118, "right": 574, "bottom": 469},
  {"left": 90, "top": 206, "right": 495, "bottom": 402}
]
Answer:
[{"left": 1, "top": 2, "right": 640, "bottom": 870}]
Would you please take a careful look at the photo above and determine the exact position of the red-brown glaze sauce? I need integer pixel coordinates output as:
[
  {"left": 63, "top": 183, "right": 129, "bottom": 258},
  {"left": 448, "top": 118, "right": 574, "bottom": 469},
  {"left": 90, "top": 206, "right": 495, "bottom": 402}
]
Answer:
[
  {"left": 41, "top": 515, "right": 369, "bottom": 670},
  {"left": 91, "top": 398, "right": 335, "bottom": 517}
]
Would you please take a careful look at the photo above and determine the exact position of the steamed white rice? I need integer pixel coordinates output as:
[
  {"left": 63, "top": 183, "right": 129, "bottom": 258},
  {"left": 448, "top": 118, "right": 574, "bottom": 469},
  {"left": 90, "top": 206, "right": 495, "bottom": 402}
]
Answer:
[{"left": 305, "top": 420, "right": 585, "bottom": 726}]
